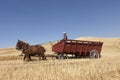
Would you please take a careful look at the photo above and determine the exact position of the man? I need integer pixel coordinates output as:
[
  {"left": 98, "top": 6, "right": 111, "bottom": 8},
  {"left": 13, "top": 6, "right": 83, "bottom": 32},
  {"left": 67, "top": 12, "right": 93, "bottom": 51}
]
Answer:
[{"left": 63, "top": 32, "right": 68, "bottom": 40}]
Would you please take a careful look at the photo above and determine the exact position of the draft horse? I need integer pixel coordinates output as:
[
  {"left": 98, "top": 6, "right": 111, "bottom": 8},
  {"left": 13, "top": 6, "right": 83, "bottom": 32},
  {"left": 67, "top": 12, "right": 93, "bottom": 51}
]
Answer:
[{"left": 16, "top": 40, "right": 46, "bottom": 61}]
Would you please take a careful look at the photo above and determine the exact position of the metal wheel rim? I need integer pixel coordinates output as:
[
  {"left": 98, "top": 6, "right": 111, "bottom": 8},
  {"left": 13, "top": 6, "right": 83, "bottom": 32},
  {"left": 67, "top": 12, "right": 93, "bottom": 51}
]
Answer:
[{"left": 90, "top": 50, "right": 99, "bottom": 59}]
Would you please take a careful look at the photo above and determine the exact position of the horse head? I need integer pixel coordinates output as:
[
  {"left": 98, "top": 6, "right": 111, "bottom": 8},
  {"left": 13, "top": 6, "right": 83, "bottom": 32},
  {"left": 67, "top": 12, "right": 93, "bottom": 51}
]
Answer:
[{"left": 16, "top": 40, "right": 29, "bottom": 50}]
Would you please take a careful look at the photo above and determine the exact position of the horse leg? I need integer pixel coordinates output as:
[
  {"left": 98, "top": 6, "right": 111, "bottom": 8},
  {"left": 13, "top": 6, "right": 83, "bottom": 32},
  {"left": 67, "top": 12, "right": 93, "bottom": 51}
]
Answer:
[
  {"left": 26, "top": 54, "right": 30, "bottom": 61},
  {"left": 41, "top": 53, "right": 46, "bottom": 60},
  {"left": 29, "top": 55, "right": 32, "bottom": 61},
  {"left": 43, "top": 55, "right": 46, "bottom": 60},
  {"left": 38, "top": 55, "right": 42, "bottom": 61},
  {"left": 23, "top": 55, "right": 26, "bottom": 61}
]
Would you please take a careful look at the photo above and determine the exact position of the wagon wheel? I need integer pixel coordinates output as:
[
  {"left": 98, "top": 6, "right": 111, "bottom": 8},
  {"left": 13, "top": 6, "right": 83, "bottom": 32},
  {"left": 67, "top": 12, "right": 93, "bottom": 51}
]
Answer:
[
  {"left": 89, "top": 50, "right": 100, "bottom": 59},
  {"left": 58, "top": 53, "right": 68, "bottom": 59}
]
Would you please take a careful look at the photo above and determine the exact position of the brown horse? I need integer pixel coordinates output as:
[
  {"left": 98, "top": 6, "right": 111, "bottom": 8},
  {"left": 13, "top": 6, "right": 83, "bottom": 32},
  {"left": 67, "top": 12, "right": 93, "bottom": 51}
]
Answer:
[{"left": 16, "top": 40, "right": 46, "bottom": 61}]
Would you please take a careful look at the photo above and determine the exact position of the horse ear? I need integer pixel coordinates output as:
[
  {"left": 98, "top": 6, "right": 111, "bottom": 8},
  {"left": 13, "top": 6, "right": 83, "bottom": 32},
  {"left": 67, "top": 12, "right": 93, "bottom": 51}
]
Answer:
[{"left": 18, "top": 40, "right": 20, "bottom": 42}]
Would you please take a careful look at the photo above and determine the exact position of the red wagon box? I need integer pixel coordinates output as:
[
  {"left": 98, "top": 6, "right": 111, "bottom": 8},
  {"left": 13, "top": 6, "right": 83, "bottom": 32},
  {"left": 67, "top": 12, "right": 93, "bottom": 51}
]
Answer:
[{"left": 52, "top": 39, "right": 103, "bottom": 59}]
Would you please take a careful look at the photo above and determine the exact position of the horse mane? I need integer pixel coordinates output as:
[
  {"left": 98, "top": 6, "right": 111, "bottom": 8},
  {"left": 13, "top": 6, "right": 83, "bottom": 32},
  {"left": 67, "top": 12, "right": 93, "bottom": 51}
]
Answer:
[
  {"left": 18, "top": 40, "right": 29, "bottom": 45},
  {"left": 18, "top": 40, "right": 30, "bottom": 50}
]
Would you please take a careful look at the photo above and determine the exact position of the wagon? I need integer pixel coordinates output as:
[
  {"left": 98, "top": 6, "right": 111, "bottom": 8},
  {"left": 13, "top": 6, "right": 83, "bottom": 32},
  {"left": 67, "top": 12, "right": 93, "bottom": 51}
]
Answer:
[{"left": 52, "top": 39, "right": 103, "bottom": 59}]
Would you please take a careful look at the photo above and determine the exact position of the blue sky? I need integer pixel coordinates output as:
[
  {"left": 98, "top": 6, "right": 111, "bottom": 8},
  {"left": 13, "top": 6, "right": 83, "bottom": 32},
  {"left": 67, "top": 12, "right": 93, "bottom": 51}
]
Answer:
[{"left": 0, "top": 0, "right": 120, "bottom": 48}]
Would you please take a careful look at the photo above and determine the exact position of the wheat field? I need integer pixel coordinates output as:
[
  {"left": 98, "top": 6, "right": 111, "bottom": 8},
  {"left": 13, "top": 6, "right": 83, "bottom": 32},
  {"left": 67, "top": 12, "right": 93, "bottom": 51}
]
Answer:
[{"left": 0, "top": 37, "right": 120, "bottom": 80}]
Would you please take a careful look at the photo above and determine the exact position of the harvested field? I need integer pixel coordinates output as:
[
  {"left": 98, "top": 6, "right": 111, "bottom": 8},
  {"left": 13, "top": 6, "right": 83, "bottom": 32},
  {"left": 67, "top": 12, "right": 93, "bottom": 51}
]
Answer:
[{"left": 0, "top": 37, "right": 120, "bottom": 80}]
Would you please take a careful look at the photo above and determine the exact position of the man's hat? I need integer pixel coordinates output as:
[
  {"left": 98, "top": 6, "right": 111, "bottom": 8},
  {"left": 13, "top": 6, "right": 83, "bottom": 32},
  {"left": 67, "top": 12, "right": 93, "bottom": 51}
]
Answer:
[{"left": 63, "top": 32, "right": 66, "bottom": 33}]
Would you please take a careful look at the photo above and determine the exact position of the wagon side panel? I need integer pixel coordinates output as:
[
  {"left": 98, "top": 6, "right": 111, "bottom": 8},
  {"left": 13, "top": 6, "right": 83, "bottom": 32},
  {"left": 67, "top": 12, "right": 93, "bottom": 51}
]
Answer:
[
  {"left": 87, "top": 42, "right": 103, "bottom": 54},
  {"left": 63, "top": 41, "right": 75, "bottom": 53},
  {"left": 63, "top": 42, "right": 71, "bottom": 53},
  {"left": 76, "top": 43, "right": 82, "bottom": 53},
  {"left": 69, "top": 42, "right": 77, "bottom": 53},
  {"left": 52, "top": 41, "right": 65, "bottom": 53},
  {"left": 76, "top": 42, "right": 88, "bottom": 54},
  {"left": 52, "top": 40, "right": 103, "bottom": 57}
]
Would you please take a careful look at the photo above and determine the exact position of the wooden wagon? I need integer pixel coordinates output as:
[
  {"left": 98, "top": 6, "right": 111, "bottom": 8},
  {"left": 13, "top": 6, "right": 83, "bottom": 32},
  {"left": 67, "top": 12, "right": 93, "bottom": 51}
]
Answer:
[{"left": 52, "top": 39, "right": 103, "bottom": 59}]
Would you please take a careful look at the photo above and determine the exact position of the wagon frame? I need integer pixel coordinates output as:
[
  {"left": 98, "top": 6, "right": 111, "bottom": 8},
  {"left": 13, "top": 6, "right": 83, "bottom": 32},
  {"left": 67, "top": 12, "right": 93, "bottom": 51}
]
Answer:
[{"left": 52, "top": 39, "right": 103, "bottom": 59}]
